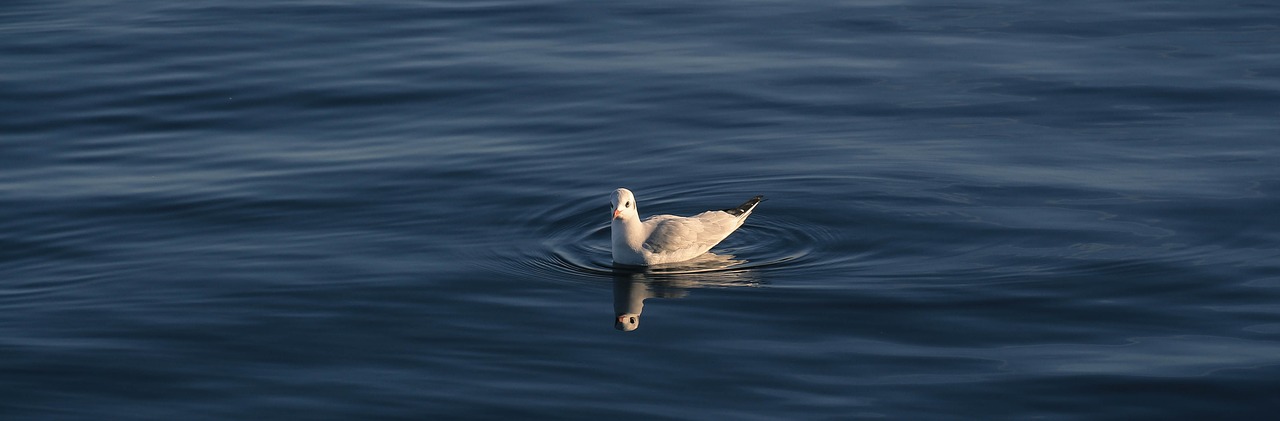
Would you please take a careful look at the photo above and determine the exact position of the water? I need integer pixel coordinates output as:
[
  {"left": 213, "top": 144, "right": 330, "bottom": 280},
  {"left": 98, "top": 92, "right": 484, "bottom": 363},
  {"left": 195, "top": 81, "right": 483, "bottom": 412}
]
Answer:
[{"left": 3, "top": 0, "right": 1279, "bottom": 419}]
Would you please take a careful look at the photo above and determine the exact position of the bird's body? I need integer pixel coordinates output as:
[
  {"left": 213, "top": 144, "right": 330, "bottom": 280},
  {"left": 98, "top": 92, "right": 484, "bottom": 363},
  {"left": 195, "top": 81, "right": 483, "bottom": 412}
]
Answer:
[{"left": 609, "top": 188, "right": 763, "bottom": 266}]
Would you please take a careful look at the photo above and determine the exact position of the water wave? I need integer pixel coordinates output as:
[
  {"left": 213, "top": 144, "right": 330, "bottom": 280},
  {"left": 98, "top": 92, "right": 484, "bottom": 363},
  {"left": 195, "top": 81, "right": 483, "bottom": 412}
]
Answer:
[{"left": 478, "top": 185, "right": 845, "bottom": 286}]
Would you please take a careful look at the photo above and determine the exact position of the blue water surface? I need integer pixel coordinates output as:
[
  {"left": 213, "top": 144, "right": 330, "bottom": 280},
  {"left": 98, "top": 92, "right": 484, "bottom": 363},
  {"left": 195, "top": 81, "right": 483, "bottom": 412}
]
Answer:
[{"left": 3, "top": 0, "right": 1279, "bottom": 419}]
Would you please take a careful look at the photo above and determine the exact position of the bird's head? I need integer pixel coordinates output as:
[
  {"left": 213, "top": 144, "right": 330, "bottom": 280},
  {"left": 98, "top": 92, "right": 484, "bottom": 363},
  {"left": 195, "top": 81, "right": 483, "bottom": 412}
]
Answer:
[
  {"left": 610, "top": 188, "right": 637, "bottom": 220},
  {"left": 615, "top": 313, "right": 640, "bottom": 331}
]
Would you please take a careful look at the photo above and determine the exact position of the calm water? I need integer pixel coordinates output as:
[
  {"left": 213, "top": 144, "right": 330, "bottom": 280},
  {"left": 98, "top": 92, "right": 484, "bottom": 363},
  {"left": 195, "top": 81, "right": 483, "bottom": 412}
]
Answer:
[{"left": 3, "top": 0, "right": 1280, "bottom": 419}]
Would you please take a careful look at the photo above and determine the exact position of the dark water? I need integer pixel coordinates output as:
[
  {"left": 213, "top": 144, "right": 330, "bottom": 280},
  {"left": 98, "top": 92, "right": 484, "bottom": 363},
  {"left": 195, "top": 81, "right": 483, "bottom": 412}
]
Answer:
[{"left": 4, "top": 0, "right": 1280, "bottom": 419}]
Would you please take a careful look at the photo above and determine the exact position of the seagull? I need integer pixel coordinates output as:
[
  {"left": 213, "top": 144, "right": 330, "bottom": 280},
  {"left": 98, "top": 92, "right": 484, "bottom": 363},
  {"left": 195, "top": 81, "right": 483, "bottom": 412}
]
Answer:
[{"left": 610, "top": 188, "right": 763, "bottom": 266}]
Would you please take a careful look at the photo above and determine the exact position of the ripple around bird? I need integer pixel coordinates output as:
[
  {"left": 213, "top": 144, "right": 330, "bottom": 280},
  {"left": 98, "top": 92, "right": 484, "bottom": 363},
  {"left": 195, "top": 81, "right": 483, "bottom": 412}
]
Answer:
[{"left": 475, "top": 186, "right": 846, "bottom": 288}]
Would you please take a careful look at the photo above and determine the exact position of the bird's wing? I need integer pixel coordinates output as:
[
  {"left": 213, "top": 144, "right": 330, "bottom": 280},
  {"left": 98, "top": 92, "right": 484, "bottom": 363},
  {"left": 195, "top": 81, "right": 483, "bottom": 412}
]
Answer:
[{"left": 641, "top": 212, "right": 739, "bottom": 255}]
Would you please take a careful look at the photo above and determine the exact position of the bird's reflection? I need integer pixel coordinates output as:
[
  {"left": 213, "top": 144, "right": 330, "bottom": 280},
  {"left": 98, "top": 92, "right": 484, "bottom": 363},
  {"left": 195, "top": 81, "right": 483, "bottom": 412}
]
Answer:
[{"left": 612, "top": 253, "right": 759, "bottom": 331}]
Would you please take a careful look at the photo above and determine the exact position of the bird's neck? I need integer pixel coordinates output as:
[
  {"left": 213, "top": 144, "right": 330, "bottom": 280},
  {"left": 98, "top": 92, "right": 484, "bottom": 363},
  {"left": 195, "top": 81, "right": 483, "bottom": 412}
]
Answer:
[
  {"left": 613, "top": 278, "right": 648, "bottom": 315},
  {"left": 612, "top": 215, "right": 646, "bottom": 251}
]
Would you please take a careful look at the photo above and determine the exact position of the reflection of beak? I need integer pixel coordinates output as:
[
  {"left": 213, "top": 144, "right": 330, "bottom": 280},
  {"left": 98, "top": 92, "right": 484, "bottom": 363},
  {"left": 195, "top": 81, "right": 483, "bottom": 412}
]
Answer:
[
  {"left": 616, "top": 315, "right": 627, "bottom": 323},
  {"left": 613, "top": 209, "right": 621, "bottom": 219}
]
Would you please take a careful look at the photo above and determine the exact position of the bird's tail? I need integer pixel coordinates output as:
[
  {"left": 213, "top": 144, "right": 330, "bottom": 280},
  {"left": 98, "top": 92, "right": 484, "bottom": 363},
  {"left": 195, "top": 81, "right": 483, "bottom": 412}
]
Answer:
[{"left": 722, "top": 195, "right": 764, "bottom": 217}]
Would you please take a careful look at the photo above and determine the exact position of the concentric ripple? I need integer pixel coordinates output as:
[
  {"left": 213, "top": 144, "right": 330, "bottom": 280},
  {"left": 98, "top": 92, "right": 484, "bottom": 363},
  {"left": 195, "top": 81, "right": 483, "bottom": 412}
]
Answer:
[{"left": 478, "top": 186, "right": 839, "bottom": 287}]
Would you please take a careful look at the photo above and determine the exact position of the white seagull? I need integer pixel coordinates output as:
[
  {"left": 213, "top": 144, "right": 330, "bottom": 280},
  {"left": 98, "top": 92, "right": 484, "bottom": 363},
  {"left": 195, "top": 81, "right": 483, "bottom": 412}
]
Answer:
[{"left": 609, "top": 188, "right": 763, "bottom": 266}]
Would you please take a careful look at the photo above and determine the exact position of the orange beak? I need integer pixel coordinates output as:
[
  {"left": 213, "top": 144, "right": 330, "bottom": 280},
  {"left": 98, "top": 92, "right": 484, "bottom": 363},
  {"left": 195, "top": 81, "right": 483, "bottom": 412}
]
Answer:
[{"left": 613, "top": 209, "right": 621, "bottom": 219}]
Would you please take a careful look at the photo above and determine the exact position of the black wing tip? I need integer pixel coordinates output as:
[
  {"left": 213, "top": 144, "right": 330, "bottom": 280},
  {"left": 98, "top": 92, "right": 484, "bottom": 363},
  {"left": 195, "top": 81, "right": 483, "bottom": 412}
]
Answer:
[{"left": 721, "top": 195, "right": 764, "bottom": 216}]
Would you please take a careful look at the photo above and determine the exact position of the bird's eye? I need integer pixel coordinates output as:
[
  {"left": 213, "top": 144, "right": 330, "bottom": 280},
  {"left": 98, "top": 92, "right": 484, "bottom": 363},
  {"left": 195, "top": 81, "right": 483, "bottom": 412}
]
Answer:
[
  {"left": 629, "top": 317, "right": 636, "bottom": 324},
  {"left": 625, "top": 202, "right": 631, "bottom": 208}
]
